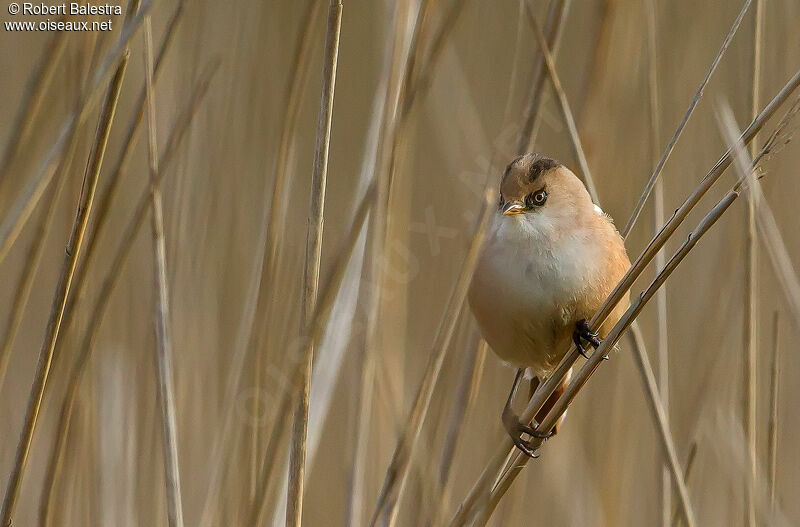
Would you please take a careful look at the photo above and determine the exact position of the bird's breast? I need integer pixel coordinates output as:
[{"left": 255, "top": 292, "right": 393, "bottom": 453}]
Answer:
[{"left": 468, "top": 217, "right": 608, "bottom": 374}]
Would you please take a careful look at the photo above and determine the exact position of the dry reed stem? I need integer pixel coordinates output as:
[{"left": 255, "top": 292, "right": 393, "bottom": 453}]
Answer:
[
  {"left": 192, "top": 0, "right": 320, "bottom": 518},
  {"left": 286, "top": 2, "right": 343, "bottom": 525},
  {"left": 247, "top": 182, "right": 373, "bottom": 527},
  {"left": 0, "top": 50, "right": 129, "bottom": 527},
  {"left": 196, "top": 3, "right": 320, "bottom": 522},
  {"left": 0, "top": 25, "right": 67, "bottom": 185},
  {"left": 259, "top": 0, "right": 322, "bottom": 293},
  {"left": 143, "top": 17, "right": 186, "bottom": 527},
  {"left": 744, "top": 3, "right": 763, "bottom": 525},
  {"left": 0, "top": 140, "right": 74, "bottom": 393},
  {"left": 368, "top": 190, "right": 496, "bottom": 527},
  {"left": 621, "top": 0, "right": 753, "bottom": 238},
  {"left": 516, "top": 0, "right": 570, "bottom": 154},
  {"left": 37, "top": 65, "right": 218, "bottom": 527},
  {"left": 526, "top": 9, "right": 598, "bottom": 203},
  {"left": 0, "top": 0, "right": 153, "bottom": 265},
  {"left": 672, "top": 441, "right": 699, "bottom": 527},
  {"left": 767, "top": 311, "right": 780, "bottom": 509},
  {"left": 451, "top": 64, "right": 800, "bottom": 527},
  {"left": 642, "top": 1, "right": 671, "bottom": 523},
  {"left": 250, "top": 0, "right": 323, "bottom": 497}
]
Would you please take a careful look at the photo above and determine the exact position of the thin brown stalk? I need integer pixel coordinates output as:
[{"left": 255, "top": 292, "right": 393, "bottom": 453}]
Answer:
[
  {"left": 0, "top": 0, "right": 153, "bottom": 265},
  {"left": 0, "top": 141, "right": 73, "bottom": 393},
  {"left": 247, "top": 181, "right": 373, "bottom": 527},
  {"left": 250, "top": 0, "right": 323, "bottom": 499},
  {"left": 0, "top": 25, "right": 67, "bottom": 184},
  {"left": 37, "top": 64, "right": 218, "bottom": 527},
  {"left": 621, "top": 0, "right": 753, "bottom": 238},
  {"left": 368, "top": 190, "right": 496, "bottom": 527},
  {"left": 672, "top": 442, "right": 699, "bottom": 527},
  {"left": 286, "top": 2, "right": 343, "bottom": 525},
  {"left": 642, "top": 0, "right": 670, "bottom": 523},
  {"left": 451, "top": 66, "right": 800, "bottom": 527},
  {"left": 195, "top": 5, "right": 323, "bottom": 523},
  {"left": 0, "top": 50, "right": 129, "bottom": 527},
  {"left": 143, "top": 17, "right": 185, "bottom": 527},
  {"left": 526, "top": 9, "right": 598, "bottom": 203},
  {"left": 516, "top": 0, "right": 570, "bottom": 154},
  {"left": 767, "top": 311, "right": 780, "bottom": 509},
  {"left": 745, "top": 3, "right": 763, "bottom": 525}
]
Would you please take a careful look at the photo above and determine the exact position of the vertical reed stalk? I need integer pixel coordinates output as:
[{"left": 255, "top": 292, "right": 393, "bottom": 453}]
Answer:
[
  {"left": 250, "top": 0, "right": 323, "bottom": 500},
  {"left": 0, "top": 50, "right": 129, "bottom": 527},
  {"left": 248, "top": 182, "right": 373, "bottom": 527},
  {"left": 744, "top": 3, "right": 763, "bottom": 525},
  {"left": 643, "top": 1, "right": 671, "bottom": 523},
  {"left": 286, "top": 2, "right": 343, "bottom": 525},
  {"left": 143, "top": 17, "right": 186, "bottom": 527},
  {"left": 672, "top": 442, "right": 699, "bottom": 527},
  {"left": 767, "top": 311, "right": 780, "bottom": 510}
]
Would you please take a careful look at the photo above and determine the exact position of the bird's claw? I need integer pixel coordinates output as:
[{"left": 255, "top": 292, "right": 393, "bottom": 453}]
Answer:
[
  {"left": 573, "top": 319, "right": 606, "bottom": 360},
  {"left": 502, "top": 406, "right": 552, "bottom": 458}
]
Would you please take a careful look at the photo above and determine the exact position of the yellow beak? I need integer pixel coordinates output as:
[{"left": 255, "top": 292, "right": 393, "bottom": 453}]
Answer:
[{"left": 501, "top": 202, "right": 524, "bottom": 216}]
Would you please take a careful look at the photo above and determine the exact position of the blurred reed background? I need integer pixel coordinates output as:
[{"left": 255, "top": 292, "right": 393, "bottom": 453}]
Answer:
[{"left": 0, "top": 0, "right": 799, "bottom": 525}]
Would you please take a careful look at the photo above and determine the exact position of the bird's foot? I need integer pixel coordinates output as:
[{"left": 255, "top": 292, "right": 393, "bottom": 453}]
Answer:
[
  {"left": 501, "top": 368, "right": 553, "bottom": 458},
  {"left": 502, "top": 405, "right": 553, "bottom": 458},
  {"left": 573, "top": 319, "right": 609, "bottom": 360}
]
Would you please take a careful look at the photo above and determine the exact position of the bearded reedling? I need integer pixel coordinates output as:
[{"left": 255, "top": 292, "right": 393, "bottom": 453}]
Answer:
[{"left": 468, "top": 154, "right": 631, "bottom": 456}]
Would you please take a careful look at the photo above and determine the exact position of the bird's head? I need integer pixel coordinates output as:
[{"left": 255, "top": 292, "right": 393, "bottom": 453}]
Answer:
[{"left": 496, "top": 153, "right": 594, "bottom": 239}]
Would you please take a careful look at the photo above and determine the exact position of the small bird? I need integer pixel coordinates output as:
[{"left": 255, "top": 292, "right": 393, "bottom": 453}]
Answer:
[{"left": 468, "top": 153, "right": 631, "bottom": 457}]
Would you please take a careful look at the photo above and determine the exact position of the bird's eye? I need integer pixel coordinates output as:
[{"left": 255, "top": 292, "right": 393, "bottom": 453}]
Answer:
[{"left": 526, "top": 189, "right": 547, "bottom": 208}]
